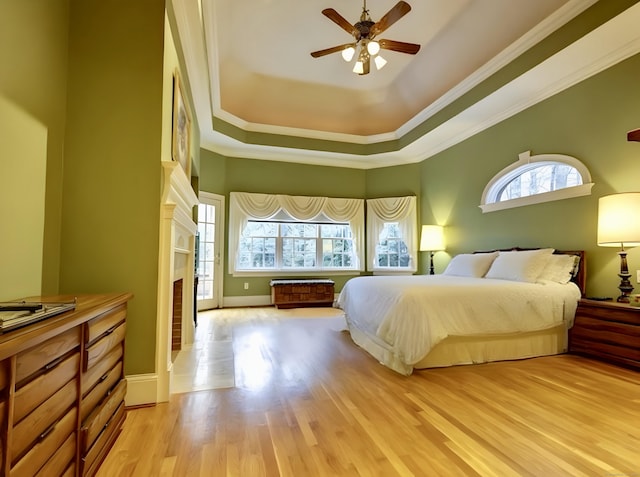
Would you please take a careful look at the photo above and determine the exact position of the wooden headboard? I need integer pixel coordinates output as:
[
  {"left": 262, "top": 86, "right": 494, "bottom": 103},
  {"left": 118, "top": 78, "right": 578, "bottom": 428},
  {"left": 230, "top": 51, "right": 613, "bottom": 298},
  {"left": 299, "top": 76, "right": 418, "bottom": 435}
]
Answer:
[
  {"left": 555, "top": 250, "right": 586, "bottom": 297},
  {"left": 475, "top": 247, "right": 586, "bottom": 296}
]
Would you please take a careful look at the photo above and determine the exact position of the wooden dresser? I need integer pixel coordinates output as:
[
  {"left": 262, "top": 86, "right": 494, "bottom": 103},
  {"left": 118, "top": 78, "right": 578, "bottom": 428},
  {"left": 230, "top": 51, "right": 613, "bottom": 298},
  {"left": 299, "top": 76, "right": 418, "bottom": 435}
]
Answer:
[
  {"left": 569, "top": 298, "right": 640, "bottom": 370},
  {"left": 0, "top": 293, "right": 132, "bottom": 476}
]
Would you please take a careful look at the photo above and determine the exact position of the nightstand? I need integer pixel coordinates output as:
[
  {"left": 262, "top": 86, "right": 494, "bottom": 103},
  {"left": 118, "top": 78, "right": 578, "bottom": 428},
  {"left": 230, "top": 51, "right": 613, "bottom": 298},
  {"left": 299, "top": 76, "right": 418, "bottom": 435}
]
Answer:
[{"left": 569, "top": 298, "right": 640, "bottom": 370}]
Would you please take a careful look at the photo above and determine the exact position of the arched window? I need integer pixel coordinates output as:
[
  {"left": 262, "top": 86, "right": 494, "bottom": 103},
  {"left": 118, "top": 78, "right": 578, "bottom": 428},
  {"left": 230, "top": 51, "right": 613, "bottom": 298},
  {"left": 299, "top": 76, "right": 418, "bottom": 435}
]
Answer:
[{"left": 480, "top": 151, "right": 594, "bottom": 213}]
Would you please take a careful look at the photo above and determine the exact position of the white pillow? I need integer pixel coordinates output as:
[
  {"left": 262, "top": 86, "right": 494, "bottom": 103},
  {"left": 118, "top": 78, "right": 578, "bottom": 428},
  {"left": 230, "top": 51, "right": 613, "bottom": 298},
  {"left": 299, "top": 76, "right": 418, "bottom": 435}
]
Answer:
[
  {"left": 485, "top": 248, "right": 554, "bottom": 283},
  {"left": 538, "top": 254, "right": 578, "bottom": 284},
  {"left": 443, "top": 252, "right": 498, "bottom": 278}
]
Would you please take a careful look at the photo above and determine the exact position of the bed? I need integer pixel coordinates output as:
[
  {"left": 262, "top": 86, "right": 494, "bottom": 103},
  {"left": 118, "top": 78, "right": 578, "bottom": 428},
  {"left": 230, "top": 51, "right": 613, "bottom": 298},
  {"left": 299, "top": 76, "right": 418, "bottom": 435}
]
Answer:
[{"left": 336, "top": 248, "right": 585, "bottom": 375}]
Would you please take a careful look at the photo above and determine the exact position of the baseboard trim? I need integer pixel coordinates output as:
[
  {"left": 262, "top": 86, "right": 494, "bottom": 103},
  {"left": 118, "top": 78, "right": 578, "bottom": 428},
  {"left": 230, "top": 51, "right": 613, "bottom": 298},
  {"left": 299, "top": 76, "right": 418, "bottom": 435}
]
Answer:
[
  {"left": 125, "top": 373, "right": 158, "bottom": 406},
  {"left": 223, "top": 295, "right": 271, "bottom": 308},
  {"left": 221, "top": 294, "right": 340, "bottom": 309}
]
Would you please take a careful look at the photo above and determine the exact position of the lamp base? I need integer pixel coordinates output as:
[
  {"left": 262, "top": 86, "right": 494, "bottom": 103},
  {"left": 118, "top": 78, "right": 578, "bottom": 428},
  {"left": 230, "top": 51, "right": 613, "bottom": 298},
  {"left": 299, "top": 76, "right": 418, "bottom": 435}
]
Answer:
[{"left": 617, "top": 249, "right": 634, "bottom": 303}]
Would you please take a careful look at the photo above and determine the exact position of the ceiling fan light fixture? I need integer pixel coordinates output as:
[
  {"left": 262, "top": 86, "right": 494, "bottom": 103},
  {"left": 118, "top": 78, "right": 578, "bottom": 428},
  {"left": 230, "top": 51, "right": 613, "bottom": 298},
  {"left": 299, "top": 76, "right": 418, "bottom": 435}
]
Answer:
[
  {"left": 341, "top": 46, "right": 355, "bottom": 62},
  {"left": 374, "top": 55, "right": 387, "bottom": 70},
  {"left": 367, "top": 40, "right": 380, "bottom": 55},
  {"left": 353, "top": 61, "right": 364, "bottom": 74}
]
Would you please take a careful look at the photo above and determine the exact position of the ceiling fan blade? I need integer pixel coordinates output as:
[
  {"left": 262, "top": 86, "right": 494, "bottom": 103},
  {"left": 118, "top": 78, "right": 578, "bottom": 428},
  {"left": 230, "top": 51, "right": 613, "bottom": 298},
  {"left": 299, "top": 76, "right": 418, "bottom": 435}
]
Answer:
[
  {"left": 370, "top": 1, "right": 412, "bottom": 37},
  {"left": 322, "top": 8, "right": 358, "bottom": 37},
  {"left": 378, "top": 39, "right": 421, "bottom": 55},
  {"left": 310, "top": 43, "right": 355, "bottom": 58}
]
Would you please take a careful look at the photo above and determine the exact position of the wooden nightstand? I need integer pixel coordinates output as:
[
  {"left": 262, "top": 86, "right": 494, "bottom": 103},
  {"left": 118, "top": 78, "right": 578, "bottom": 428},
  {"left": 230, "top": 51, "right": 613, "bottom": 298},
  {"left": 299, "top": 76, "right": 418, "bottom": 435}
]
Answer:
[{"left": 569, "top": 298, "right": 640, "bottom": 370}]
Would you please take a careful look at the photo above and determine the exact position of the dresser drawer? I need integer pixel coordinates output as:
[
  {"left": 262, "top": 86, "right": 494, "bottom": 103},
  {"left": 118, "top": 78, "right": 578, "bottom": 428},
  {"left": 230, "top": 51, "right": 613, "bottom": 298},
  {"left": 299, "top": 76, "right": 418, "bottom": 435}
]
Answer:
[
  {"left": 86, "top": 305, "right": 127, "bottom": 345},
  {"left": 11, "top": 378, "right": 77, "bottom": 462},
  {"left": 14, "top": 352, "right": 79, "bottom": 423},
  {"left": 10, "top": 407, "right": 77, "bottom": 477},
  {"left": 16, "top": 327, "right": 81, "bottom": 384},
  {"left": 0, "top": 359, "right": 10, "bottom": 391},
  {"left": 81, "top": 402, "right": 126, "bottom": 476},
  {"left": 82, "top": 345, "right": 123, "bottom": 396},
  {"left": 81, "top": 379, "right": 127, "bottom": 454},
  {"left": 81, "top": 362, "right": 123, "bottom": 422},
  {"left": 84, "top": 322, "right": 126, "bottom": 372},
  {"left": 571, "top": 315, "right": 640, "bottom": 348},
  {"left": 33, "top": 431, "right": 76, "bottom": 477}
]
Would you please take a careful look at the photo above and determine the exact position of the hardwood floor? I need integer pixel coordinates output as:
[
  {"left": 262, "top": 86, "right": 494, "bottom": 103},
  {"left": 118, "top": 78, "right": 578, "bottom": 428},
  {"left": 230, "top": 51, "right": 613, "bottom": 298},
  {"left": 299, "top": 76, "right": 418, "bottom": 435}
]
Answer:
[{"left": 98, "top": 307, "right": 640, "bottom": 476}]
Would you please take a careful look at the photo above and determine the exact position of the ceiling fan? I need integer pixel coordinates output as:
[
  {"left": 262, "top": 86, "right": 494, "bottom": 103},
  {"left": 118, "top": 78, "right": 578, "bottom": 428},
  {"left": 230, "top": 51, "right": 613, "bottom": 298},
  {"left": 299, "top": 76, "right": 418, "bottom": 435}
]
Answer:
[{"left": 310, "top": 0, "right": 421, "bottom": 75}]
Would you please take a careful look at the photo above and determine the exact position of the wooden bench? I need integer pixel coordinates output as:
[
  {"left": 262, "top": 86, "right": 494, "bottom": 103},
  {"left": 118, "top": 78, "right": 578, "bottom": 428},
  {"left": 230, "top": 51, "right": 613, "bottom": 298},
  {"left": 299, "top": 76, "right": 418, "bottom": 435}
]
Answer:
[{"left": 270, "top": 279, "right": 335, "bottom": 309}]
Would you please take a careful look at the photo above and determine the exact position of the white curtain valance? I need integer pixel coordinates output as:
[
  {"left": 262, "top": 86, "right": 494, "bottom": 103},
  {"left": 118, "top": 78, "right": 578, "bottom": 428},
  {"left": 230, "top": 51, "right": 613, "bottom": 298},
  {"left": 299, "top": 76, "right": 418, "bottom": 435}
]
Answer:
[
  {"left": 229, "top": 192, "right": 365, "bottom": 274},
  {"left": 366, "top": 196, "right": 417, "bottom": 272}
]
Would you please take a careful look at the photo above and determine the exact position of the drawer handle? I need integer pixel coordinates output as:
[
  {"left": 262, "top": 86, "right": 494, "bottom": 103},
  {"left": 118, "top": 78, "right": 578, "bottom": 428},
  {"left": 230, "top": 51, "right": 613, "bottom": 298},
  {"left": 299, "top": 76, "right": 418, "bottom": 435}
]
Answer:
[
  {"left": 44, "top": 355, "right": 65, "bottom": 372},
  {"left": 99, "top": 372, "right": 109, "bottom": 382},
  {"left": 105, "top": 324, "right": 118, "bottom": 335},
  {"left": 39, "top": 422, "right": 56, "bottom": 442}
]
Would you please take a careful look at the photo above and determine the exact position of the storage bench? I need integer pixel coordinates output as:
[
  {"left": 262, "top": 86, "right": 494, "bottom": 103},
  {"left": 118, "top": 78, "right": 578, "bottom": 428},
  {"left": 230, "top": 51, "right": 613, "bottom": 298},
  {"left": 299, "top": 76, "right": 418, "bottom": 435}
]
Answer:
[{"left": 270, "top": 279, "right": 335, "bottom": 309}]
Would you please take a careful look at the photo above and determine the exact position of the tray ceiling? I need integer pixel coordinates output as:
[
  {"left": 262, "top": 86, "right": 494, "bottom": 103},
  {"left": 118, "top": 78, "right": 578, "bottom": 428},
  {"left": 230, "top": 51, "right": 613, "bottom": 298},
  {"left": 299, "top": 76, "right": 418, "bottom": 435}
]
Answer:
[{"left": 171, "top": 0, "right": 640, "bottom": 169}]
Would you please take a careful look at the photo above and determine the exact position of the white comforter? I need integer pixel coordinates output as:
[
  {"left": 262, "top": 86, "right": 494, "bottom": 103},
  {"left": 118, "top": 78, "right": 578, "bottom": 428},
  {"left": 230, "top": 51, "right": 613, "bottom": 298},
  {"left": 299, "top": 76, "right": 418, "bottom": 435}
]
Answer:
[{"left": 336, "top": 275, "right": 581, "bottom": 370}]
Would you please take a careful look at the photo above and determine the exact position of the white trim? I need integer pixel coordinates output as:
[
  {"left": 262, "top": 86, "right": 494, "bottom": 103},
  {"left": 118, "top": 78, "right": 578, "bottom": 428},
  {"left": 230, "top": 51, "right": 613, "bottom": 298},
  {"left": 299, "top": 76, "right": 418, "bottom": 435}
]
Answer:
[
  {"left": 479, "top": 151, "right": 594, "bottom": 213},
  {"left": 125, "top": 374, "right": 158, "bottom": 407},
  {"left": 223, "top": 294, "right": 272, "bottom": 308},
  {"left": 197, "top": 192, "right": 225, "bottom": 310},
  {"left": 175, "top": 1, "right": 640, "bottom": 169},
  {"left": 480, "top": 183, "right": 594, "bottom": 213},
  {"left": 156, "top": 161, "right": 199, "bottom": 403}
]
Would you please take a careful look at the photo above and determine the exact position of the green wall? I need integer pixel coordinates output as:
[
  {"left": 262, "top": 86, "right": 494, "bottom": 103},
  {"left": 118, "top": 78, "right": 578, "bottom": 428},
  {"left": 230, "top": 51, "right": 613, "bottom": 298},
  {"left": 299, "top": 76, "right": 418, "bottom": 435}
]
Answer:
[
  {"left": 0, "top": 0, "right": 70, "bottom": 298},
  {"left": 419, "top": 52, "right": 640, "bottom": 296},
  {"left": 60, "top": 0, "right": 166, "bottom": 375},
  {"left": 200, "top": 53, "right": 640, "bottom": 301},
  {"left": 200, "top": 156, "right": 367, "bottom": 296}
]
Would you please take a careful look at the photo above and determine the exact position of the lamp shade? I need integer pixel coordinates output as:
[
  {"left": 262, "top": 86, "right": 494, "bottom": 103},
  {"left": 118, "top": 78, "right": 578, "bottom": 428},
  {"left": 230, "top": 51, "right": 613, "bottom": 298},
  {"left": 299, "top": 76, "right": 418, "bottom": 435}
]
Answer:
[
  {"left": 597, "top": 193, "right": 640, "bottom": 247},
  {"left": 420, "top": 225, "right": 445, "bottom": 251}
]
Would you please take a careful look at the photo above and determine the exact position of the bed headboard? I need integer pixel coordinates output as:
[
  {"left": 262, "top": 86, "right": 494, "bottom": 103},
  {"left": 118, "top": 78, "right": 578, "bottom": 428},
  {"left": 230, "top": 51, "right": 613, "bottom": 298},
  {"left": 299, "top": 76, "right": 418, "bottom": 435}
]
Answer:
[
  {"left": 475, "top": 247, "right": 586, "bottom": 296},
  {"left": 555, "top": 250, "right": 586, "bottom": 296}
]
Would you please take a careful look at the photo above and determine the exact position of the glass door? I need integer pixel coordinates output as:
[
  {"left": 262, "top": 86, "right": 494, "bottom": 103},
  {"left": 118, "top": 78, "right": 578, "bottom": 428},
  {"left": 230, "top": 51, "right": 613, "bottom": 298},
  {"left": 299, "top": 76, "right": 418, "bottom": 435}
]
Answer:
[{"left": 196, "top": 193, "right": 224, "bottom": 310}]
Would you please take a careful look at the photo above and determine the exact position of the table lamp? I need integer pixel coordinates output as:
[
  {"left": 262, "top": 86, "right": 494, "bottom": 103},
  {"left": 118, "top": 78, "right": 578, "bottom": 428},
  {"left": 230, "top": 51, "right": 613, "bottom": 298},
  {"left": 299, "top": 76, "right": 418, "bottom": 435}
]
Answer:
[
  {"left": 420, "top": 225, "right": 445, "bottom": 275},
  {"left": 597, "top": 193, "right": 640, "bottom": 302}
]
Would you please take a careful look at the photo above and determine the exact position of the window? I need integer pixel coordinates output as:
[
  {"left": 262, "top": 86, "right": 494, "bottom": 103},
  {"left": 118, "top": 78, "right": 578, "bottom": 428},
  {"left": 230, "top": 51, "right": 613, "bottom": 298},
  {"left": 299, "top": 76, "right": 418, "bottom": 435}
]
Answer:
[
  {"left": 480, "top": 151, "right": 593, "bottom": 213},
  {"left": 196, "top": 203, "right": 216, "bottom": 300},
  {"left": 367, "top": 196, "right": 417, "bottom": 274},
  {"left": 237, "top": 221, "right": 354, "bottom": 271},
  {"left": 229, "top": 192, "right": 364, "bottom": 276},
  {"left": 376, "top": 223, "right": 410, "bottom": 268}
]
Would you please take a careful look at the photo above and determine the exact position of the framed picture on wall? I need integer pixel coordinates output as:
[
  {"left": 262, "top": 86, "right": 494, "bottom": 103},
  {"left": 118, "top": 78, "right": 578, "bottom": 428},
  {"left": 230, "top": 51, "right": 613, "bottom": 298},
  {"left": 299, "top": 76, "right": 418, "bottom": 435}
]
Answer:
[{"left": 172, "top": 69, "right": 191, "bottom": 177}]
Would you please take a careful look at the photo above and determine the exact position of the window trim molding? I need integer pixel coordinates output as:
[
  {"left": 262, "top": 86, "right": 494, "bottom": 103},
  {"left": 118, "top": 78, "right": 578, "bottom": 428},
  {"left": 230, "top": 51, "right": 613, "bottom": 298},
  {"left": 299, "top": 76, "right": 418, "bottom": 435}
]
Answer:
[
  {"left": 479, "top": 150, "right": 594, "bottom": 213},
  {"left": 366, "top": 196, "right": 418, "bottom": 273},
  {"left": 229, "top": 192, "right": 365, "bottom": 275}
]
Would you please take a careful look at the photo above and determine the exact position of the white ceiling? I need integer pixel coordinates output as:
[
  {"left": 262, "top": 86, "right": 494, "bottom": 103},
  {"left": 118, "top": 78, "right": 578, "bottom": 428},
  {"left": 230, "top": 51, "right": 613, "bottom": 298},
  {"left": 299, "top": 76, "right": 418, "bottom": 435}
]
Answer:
[{"left": 172, "top": 0, "right": 640, "bottom": 169}]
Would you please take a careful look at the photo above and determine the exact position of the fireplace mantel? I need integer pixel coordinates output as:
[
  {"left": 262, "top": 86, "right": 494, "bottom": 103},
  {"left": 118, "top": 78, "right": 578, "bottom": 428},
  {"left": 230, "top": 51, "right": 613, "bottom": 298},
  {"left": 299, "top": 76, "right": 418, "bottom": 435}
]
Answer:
[{"left": 156, "top": 161, "right": 198, "bottom": 402}]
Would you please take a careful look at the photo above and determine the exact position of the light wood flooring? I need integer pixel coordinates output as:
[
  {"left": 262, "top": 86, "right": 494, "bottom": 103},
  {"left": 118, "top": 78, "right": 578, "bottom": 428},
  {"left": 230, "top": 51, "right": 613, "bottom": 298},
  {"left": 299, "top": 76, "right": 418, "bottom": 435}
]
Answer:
[{"left": 99, "top": 307, "right": 640, "bottom": 476}]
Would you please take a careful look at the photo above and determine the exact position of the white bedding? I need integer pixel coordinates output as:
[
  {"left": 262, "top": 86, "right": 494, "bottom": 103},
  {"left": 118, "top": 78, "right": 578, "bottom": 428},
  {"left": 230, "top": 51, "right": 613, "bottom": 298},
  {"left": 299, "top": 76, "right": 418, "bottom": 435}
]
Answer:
[{"left": 336, "top": 275, "right": 581, "bottom": 374}]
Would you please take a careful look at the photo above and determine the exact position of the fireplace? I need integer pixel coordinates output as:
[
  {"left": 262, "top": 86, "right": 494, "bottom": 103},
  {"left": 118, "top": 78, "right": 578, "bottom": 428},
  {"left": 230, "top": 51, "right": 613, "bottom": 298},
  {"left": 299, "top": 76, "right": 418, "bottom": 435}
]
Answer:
[{"left": 156, "top": 161, "right": 198, "bottom": 402}]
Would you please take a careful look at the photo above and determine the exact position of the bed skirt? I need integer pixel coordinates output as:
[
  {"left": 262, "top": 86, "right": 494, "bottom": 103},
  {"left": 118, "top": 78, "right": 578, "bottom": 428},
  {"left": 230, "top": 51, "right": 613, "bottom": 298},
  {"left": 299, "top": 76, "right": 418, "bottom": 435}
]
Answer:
[{"left": 346, "top": 320, "right": 568, "bottom": 375}]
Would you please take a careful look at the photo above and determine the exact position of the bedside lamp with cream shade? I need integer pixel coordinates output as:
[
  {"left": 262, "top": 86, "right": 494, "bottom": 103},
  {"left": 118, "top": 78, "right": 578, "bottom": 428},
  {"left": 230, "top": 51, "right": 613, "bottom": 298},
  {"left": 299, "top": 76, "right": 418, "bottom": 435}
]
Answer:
[
  {"left": 597, "top": 193, "right": 640, "bottom": 302},
  {"left": 420, "top": 225, "right": 445, "bottom": 275}
]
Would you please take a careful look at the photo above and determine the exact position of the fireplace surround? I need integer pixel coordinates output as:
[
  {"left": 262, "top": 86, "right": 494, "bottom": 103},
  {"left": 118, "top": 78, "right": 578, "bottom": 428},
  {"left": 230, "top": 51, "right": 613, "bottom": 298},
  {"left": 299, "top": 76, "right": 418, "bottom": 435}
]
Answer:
[{"left": 156, "top": 161, "right": 198, "bottom": 402}]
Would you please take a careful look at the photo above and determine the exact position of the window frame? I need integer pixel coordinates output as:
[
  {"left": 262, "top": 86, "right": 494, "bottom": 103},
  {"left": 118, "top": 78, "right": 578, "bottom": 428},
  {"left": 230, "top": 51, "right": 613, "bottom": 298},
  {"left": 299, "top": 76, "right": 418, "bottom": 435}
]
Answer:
[
  {"left": 366, "top": 196, "right": 418, "bottom": 275},
  {"left": 480, "top": 151, "right": 594, "bottom": 213},
  {"left": 229, "top": 192, "right": 364, "bottom": 277},
  {"left": 237, "top": 220, "right": 356, "bottom": 272}
]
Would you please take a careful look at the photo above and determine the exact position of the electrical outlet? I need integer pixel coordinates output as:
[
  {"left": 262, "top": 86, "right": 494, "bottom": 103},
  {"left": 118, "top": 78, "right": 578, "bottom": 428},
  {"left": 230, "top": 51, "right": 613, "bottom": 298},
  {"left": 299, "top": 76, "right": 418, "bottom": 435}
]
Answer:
[
  {"left": 637, "top": 270, "right": 640, "bottom": 283},
  {"left": 244, "top": 282, "right": 249, "bottom": 290}
]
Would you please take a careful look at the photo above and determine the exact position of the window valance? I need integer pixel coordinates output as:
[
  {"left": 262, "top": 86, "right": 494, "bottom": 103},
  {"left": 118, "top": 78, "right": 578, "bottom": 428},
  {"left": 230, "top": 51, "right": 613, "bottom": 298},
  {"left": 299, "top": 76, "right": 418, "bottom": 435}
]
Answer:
[{"left": 229, "top": 192, "right": 365, "bottom": 274}]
